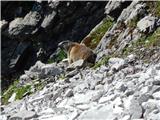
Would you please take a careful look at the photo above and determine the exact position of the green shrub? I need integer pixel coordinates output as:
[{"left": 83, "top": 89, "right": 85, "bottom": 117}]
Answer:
[
  {"left": 2, "top": 80, "right": 32, "bottom": 104},
  {"left": 93, "top": 56, "right": 111, "bottom": 69},
  {"left": 89, "top": 18, "right": 113, "bottom": 49},
  {"left": 122, "top": 27, "right": 160, "bottom": 57},
  {"left": 47, "top": 49, "right": 67, "bottom": 64}
]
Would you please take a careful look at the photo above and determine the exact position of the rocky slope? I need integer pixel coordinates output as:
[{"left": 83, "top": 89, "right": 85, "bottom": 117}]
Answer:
[
  {"left": 1, "top": 1, "right": 107, "bottom": 90},
  {"left": 1, "top": 1, "right": 160, "bottom": 120}
]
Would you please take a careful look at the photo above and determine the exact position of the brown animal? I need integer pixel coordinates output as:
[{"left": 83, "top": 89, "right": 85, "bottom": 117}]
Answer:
[{"left": 58, "top": 40, "right": 96, "bottom": 64}]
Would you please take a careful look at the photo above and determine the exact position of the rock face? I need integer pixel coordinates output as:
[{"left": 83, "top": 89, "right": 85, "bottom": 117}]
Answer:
[{"left": 1, "top": 1, "right": 107, "bottom": 89}]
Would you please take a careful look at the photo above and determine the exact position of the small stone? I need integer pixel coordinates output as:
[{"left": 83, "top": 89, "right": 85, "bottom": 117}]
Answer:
[
  {"left": 91, "top": 90, "right": 104, "bottom": 101},
  {"left": 65, "top": 69, "right": 78, "bottom": 78},
  {"left": 0, "top": 20, "right": 8, "bottom": 30},
  {"left": 9, "top": 110, "right": 37, "bottom": 120},
  {"left": 68, "top": 110, "right": 79, "bottom": 120},
  {"left": 99, "top": 94, "right": 116, "bottom": 104},
  {"left": 124, "top": 96, "right": 142, "bottom": 119},
  {"left": 145, "top": 110, "right": 160, "bottom": 120},
  {"left": 140, "top": 86, "right": 149, "bottom": 94},
  {"left": 152, "top": 80, "right": 160, "bottom": 85},
  {"left": 19, "top": 74, "right": 31, "bottom": 84},
  {"left": 0, "top": 115, "right": 7, "bottom": 120},
  {"left": 126, "top": 54, "right": 136, "bottom": 63},
  {"left": 121, "top": 115, "right": 130, "bottom": 120},
  {"left": 137, "top": 94, "right": 152, "bottom": 104},
  {"left": 76, "top": 104, "right": 90, "bottom": 110},
  {"left": 64, "top": 89, "right": 73, "bottom": 97},
  {"left": 153, "top": 91, "right": 160, "bottom": 100},
  {"left": 8, "top": 93, "right": 16, "bottom": 103},
  {"left": 66, "top": 59, "right": 84, "bottom": 71},
  {"left": 108, "top": 57, "right": 126, "bottom": 71}
]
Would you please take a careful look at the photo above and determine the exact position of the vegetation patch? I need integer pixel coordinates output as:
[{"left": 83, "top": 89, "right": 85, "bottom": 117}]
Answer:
[
  {"left": 146, "top": 1, "right": 160, "bottom": 17},
  {"left": 47, "top": 49, "right": 67, "bottom": 64},
  {"left": 2, "top": 80, "right": 32, "bottom": 104},
  {"left": 127, "top": 16, "right": 138, "bottom": 29},
  {"left": 93, "top": 56, "right": 111, "bottom": 69},
  {"left": 122, "top": 27, "right": 160, "bottom": 62},
  {"left": 2, "top": 79, "right": 46, "bottom": 105},
  {"left": 83, "top": 17, "right": 114, "bottom": 49}
]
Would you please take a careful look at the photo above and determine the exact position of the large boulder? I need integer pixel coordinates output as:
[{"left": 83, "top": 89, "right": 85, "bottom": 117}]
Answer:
[{"left": 137, "top": 15, "right": 157, "bottom": 33}]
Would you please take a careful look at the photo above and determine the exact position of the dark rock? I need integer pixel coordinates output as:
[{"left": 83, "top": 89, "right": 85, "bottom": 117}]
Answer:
[
  {"left": 105, "top": 1, "right": 132, "bottom": 19},
  {"left": 2, "top": 1, "right": 107, "bottom": 87},
  {"left": 7, "top": 11, "right": 42, "bottom": 39},
  {"left": 64, "top": 89, "right": 73, "bottom": 97},
  {"left": 9, "top": 41, "right": 32, "bottom": 71},
  {"left": 0, "top": 20, "right": 8, "bottom": 30}
]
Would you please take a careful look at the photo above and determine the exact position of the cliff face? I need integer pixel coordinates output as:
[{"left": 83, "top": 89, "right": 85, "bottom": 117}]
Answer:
[
  {"left": 1, "top": 1, "right": 160, "bottom": 120},
  {"left": 1, "top": 1, "right": 107, "bottom": 89}
]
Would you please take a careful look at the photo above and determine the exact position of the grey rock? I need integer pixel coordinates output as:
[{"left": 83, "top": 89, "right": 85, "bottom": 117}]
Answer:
[
  {"left": 76, "top": 104, "right": 90, "bottom": 111},
  {"left": 19, "top": 74, "right": 31, "bottom": 84},
  {"left": 23, "top": 11, "right": 41, "bottom": 27},
  {"left": 115, "top": 82, "right": 127, "bottom": 92},
  {"left": 64, "top": 89, "right": 73, "bottom": 97},
  {"left": 91, "top": 90, "right": 104, "bottom": 102},
  {"left": 152, "top": 80, "right": 160, "bottom": 86},
  {"left": 66, "top": 59, "right": 85, "bottom": 71},
  {"left": 65, "top": 69, "right": 78, "bottom": 78},
  {"left": 68, "top": 110, "right": 79, "bottom": 120},
  {"left": 121, "top": 115, "right": 130, "bottom": 120},
  {"left": 74, "top": 82, "right": 89, "bottom": 93},
  {"left": 8, "top": 18, "right": 24, "bottom": 36},
  {"left": 145, "top": 109, "right": 160, "bottom": 120},
  {"left": 39, "top": 114, "right": 68, "bottom": 120},
  {"left": 118, "top": 1, "right": 146, "bottom": 23},
  {"left": 0, "top": 20, "right": 8, "bottom": 30},
  {"left": 9, "top": 110, "right": 37, "bottom": 120},
  {"left": 153, "top": 91, "right": 160, "bottom": 100},
  {"left": 29, "top": 61, "right": 45, "bottom": 73},
  {"left": 78, "top": 104, "right": 116, "bottom": 120},
  {"left": 108, "top": 58, "right": 126, "bottom": 71},
  {"left": 137, "top": 15, "right": 157, "bottom": 33},
  {"left": 41, "top": 63, "right": 62, "bottom": 77},
  {"left": 41, "top": 10, "right": 57, "bottom": 29},
  {"left": 8, "top": 93, "right": 16, "bottom": 103},
  {"left": 99, "top": 94, "right": 116, "bottom": 104},
  {"left": 8, "top": 11, "right": 41, "bottom": 38},
  {"left": 125, "top": 96, "right": 142, "bottom": 119},
  {"left": 0, "top": 115, "right": 7, "bottom": 120},
  {"left": 125, "top": 54, "right": 137, "bottom": 63},
  {"left": 142, "top": 99, "right": 158, "bottom": 114},
  {"left": 137, "top": 94, "right": 153, "bottom": 105}
]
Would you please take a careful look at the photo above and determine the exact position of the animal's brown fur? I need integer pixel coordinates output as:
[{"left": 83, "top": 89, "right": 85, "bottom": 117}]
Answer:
[{"left": 58, "top": 41, "right": 96, "bottom": 64}]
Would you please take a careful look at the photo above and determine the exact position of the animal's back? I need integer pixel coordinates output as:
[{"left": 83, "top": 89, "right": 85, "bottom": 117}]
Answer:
[{"left": 69, "top": 43, "right": 96, "bottom": 63}]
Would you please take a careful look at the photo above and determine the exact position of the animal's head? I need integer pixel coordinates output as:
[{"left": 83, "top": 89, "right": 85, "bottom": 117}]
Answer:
[{"left": 58, "top": 40, "right": 74, "bottom": 53}]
